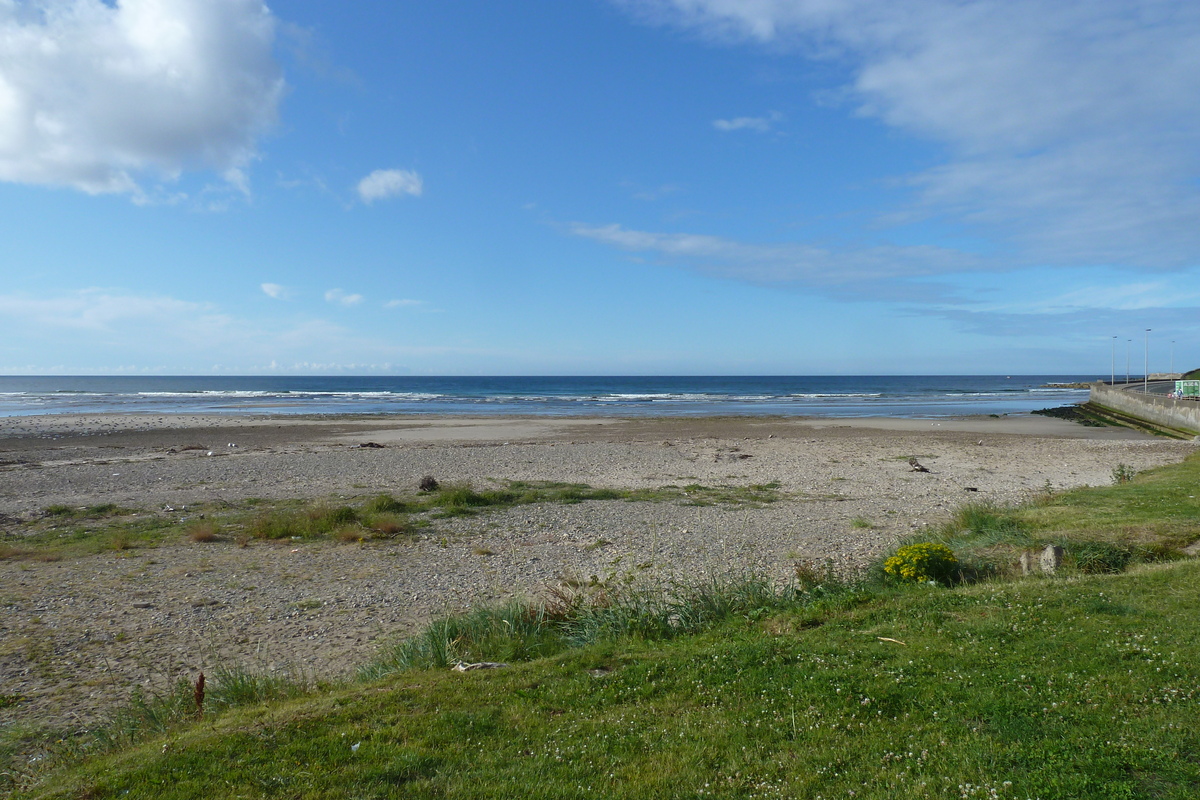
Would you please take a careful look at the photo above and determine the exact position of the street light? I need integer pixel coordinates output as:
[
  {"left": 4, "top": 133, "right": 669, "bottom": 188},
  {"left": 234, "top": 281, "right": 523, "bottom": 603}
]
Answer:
[
  {"left": 1144, "top": 329, "right": 1151, "bottom": 394},
  {"left": 1126, "top": 340, "right": 1131, "bottom": 384},
  {"left": 1112, "top": 336, "right": 1117, "bottom": 385},
  {"left": 1171, "top": 341, "right": 1175, "bottom": 376}
]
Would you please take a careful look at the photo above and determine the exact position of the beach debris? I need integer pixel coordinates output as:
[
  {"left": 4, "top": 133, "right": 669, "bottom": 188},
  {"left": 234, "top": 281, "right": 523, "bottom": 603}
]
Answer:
[
  {"left": 1039, "top": 544, "right": 1064, "bottom": 575},
  {"left": 453, "top": 661, "right": 509, "bottom": 672},
  {"left": 351, "top": 742, "right": 361, "bottom": 753},
  {"left": 419, "top": 475, "right": 440, "bottom": 492},
  {"left": 227, "top": 443, "right": 238, "bottom": 448},
  {"left": 908, "top": 457, "right": 931, "bottom": 473},
  {"left": 964, "top": 487, "right": 979, "bottom": 492},
  {"left": 1019, "top": 545, "right": 1065, "bottom": 576},
  {"left": 876, "top": 637, "right": 907, "bottom": 646},
  {"left": 356, "top": 441, "right": 385, "bottom": 448}
]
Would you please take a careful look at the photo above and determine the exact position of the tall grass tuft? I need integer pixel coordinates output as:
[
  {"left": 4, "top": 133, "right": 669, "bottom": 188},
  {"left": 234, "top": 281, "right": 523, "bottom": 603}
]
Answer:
[
  {"left": 205, "top": 665, "right": 311, "bottom": 709},
  {"left": 363, "top": 573, "right": 858, "bottom": 679},
  {"left": 88, "top": 680, "right": 196, "bottom": 753},
  {"left": 365, "top": 494, "right": 409, "bottom": 514}
]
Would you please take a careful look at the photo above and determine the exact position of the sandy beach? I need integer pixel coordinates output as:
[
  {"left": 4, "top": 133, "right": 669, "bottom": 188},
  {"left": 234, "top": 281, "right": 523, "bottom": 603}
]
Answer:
[{"left": 1, "top": 413, "right": 1194, "bottom": 741}]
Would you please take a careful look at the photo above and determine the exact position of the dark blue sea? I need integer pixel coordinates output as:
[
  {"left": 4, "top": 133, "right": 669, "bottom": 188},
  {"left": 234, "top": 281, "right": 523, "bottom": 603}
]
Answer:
[{"left": 0, "top": 375, "right": 1096, "bottom": 419}]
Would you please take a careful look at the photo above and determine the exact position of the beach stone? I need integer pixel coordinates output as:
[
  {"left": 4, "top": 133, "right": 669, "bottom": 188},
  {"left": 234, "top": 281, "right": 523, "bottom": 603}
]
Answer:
[
  {"left": 1019, "top": 550, "right": 1035, "bottom": 575},
  {"left": 1039, "top": 544, "right": 1064, "bottom": 575}
]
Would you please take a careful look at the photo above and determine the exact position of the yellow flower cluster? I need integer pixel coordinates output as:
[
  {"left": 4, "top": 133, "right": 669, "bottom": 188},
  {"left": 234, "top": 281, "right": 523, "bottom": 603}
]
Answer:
[{"left": 883, "top": 542, "right": 957, "bottom": 583}]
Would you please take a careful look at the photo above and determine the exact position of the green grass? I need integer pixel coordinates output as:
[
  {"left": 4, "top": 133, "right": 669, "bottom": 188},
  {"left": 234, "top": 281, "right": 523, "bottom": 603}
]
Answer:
[
  {"left": 13, "top": 562, "right": 1200, "bottom": 799},
  {"left": 1, "top": 481, "right": 789, "bottom": 558},
  {"left": 901, "top": 452, "right": 1200, "bottom": 580},
  {"left": 9, "top": 460, "right": 1200, "bottom": 798}
]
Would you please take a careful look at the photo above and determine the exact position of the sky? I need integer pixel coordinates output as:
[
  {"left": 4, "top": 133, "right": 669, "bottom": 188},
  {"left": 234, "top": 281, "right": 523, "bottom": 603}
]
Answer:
[{"left": 2, "top": 0, "right": 1199, "bottom": 376}]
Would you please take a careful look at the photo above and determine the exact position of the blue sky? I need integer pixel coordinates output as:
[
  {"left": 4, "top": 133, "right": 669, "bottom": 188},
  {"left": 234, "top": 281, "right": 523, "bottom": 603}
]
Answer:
[{"left": 2, "top": 0, "right": 1199, "bottom": 375}]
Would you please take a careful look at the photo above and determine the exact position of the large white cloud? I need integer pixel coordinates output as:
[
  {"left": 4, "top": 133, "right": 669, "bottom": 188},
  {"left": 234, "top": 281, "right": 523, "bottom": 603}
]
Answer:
[
  {"left": 0, "top": 0, "right": 284, "bottom": 196},
  {"left": 617, "top": 0, "right": 1200, "bottom": 270}
]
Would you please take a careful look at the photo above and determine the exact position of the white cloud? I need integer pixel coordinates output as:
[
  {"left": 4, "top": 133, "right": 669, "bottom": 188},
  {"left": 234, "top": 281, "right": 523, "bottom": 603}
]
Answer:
[
  {"left": 324, "top": 288, "right": 363, "bottom": 306},
  {"left": 618, "top": 0, "right": 1200, "bottom": 269},
  {"left": 570, "top": 221, "right": 983, "bottom": 302},
  {"left": 712, "top": 111, "right": 780, "bottom": 132},
  {"left": 356, "top": 168, "right": 423, "bottom": 204},
  {"left": 0, "top": 288, "right": 455, "bottom": 371},
  {"left": 1003, "top": 281, "right": 1200, "bottom": 315},
  {"left": 0, "top": 0, "right": 284, "bottom": 197},
  {"left": 384, "top": 298, "right": 424, "bottom": 308},
  {"left": 0, "top": 288, "right": 225, "bottom": 332},
  {"left": 260, "top": 282, "right": 286, "bottom": 299}
]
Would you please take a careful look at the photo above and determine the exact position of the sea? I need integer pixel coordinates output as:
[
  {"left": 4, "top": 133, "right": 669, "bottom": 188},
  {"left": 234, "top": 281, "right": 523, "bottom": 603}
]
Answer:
[{"left": 0, "top": 375, "right": 1097, "bottom": 419}]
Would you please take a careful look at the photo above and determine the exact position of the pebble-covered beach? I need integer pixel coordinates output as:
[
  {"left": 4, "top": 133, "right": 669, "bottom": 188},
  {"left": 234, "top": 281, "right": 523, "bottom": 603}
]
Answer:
[{"left": 1, "top": 413, "right": 1193, "bottom": 738}]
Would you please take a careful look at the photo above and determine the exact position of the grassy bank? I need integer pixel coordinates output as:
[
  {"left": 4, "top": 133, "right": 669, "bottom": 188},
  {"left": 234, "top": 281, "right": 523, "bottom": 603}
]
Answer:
[{"left": 8, "top": 458, "right": 1200, "bottom": 799}]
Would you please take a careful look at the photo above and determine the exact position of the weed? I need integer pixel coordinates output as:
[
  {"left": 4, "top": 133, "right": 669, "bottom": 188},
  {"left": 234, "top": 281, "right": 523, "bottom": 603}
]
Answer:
[
  {"left": 850, "top": 516, "right": 873, "bottom": 529},
  {"left": 42, "top": 503, "right": 125, "bottom": 519},
  {"left": 335, "top": 526, "right": 365, "bottom": 544},
  {"left": 365, "top": 514, "right": 417, "bottom": 538},
  {"left": 248, "top": 510, "right": 305, "bottom": 540},
  {"left": 0, "top": 545, "right": 28, "bottom": 560},
  {"left": 1112, "top": 463, "right": 1137, "bottom": 484},
  {"left": 883, "top": 542, "right": 958, "bottom": 584},
  {"left": 186, "top": 522, "right": 219, "bottom": 543},
  {"left": 365, "top": 494, "right": 408, "bottom": 514}
]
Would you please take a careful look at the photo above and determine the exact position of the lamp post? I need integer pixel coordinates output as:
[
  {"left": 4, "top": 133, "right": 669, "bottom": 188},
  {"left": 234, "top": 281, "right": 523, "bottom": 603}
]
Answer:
[
  {"left": 1171, "top": 341, "right": 1175, "bottom": 376},
  {"left": 1111, "top": 336, "right": 1117, "bottom": 385},
  {"left": 1126, "top": 340, "right": 1131, "bottom": 384},
  {"left": 1144, "top": 329, "right": 1151, "bottom": 394}
]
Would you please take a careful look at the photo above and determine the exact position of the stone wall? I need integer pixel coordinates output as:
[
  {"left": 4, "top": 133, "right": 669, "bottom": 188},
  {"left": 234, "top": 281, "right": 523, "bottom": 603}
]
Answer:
[{"left": 1089, "top": 382, "right": 1200, "bottom": 435}]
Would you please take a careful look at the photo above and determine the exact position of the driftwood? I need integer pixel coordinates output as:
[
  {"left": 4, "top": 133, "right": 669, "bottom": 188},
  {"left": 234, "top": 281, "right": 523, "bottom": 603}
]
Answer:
[{"left": 452, "top": 661, "right": 508, "bottom": 672}]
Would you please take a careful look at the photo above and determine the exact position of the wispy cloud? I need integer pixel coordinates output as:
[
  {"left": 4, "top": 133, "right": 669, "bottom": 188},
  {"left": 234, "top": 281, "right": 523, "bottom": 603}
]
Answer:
[
  {"left": 0, "top": 288, "right": 467, "bottom": 372},
  {"left": 356, "top": 169, "right": 424, "bottom": 204},
  {"left": 621, "top": 180, "right": 683, "bottom": 201},
  {"left": 617, "top": 0, "right": 1200, "bottom": 270},
  {"left": 325, "top": 288, "right": 364, "bottom": 307},
  {"left": 0, "top": 0, "right": 284, "bottom": 198},
  {"left": 384, "top": 298, "right": 425, "bottom": 309},
  {"left": 261, "top": 283, "right": 288, "bottom": 299},
  {"left": 0, "top": 289, "right": 228, "bottom": 333},
  {"left": 712, "top": 111, "right": 781, "bottom": 133},
  {"left": 570, "top": 222, "right": 984, "bottom": 302}
]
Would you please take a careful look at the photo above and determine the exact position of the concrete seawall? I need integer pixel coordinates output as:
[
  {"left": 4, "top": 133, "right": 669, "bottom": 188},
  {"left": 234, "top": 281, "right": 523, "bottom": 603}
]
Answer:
[{"left": 1089, "top": 382, "right": 1200, "bottom": 435}]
